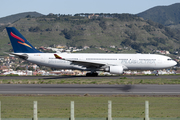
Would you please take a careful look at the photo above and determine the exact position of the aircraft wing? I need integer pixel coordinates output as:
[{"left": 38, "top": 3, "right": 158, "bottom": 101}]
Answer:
[{"left": 54, "top": 54, "right": 106, "bottom": 68}]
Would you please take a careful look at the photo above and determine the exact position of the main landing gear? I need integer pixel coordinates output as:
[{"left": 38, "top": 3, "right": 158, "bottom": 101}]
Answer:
[{"left": 86, "top": 72, "right": 98, "bottom": 77}]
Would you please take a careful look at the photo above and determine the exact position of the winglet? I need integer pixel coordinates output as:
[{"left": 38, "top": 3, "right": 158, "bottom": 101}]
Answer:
[{"left": 54, "top": 54, "right": 62, "bottom": 59}]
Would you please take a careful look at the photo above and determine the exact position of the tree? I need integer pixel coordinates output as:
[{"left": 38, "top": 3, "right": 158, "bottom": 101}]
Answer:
[
  {"left": 99, "top": 21, "right": 106, "bottom": 30},
  {"left": 130, "top": 33, "right": 137, "bottom": 41},
  {"left": 131, "top": 42, "right": 139, "bottom": 49},
  {"left": 29, "top": 26, "right": 41, "bottom": 32},
  {"left": 26, "top": 15, "right": 31, "bottom": 18},
  {"left": 61, "top": 29, "right": 72, "bottom": 39},
  {"left": 121, "top": 39, "right": 132, "bottom": 46},
  {"left": 28, "top": 67, "right": 34, "bottom": 71}
]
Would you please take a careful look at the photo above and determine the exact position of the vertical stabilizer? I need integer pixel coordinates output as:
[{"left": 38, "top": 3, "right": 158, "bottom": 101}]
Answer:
[{"left": 6, "top": 27, "right": 41, "bottom": 53}]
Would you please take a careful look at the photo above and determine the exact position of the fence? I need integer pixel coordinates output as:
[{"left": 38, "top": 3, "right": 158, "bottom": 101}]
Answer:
[{"left": 0, "top": 100, "right": 180, "bottom": 120}]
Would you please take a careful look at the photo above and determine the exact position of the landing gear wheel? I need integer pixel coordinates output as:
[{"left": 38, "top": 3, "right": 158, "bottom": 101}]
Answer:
[
  {"left": 86, "top": 72, "right": 98, "bottom": 77},
  {"left": 92, "top": 73, "right": 98, "bottom": 76},
  {"left": 155, "top": 71, "right": 159, "bottom": 76},
  {"left": 86, "top": 73, "right": 91, "bottom": 77}
]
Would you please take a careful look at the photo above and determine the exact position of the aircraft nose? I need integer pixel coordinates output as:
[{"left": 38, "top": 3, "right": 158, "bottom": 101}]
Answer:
[{"left": 173, "top": 60, "right": 177, "bottom": 66}]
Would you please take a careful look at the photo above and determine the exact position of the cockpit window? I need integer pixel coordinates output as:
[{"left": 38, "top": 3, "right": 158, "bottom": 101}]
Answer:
[{"left": 167, "top": 59, "right": 173, "bottom": 61}]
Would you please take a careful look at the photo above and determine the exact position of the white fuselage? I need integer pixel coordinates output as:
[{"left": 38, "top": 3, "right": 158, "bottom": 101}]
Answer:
[{"left": 21, "top": 53, "right": 177, "bottom": 71}]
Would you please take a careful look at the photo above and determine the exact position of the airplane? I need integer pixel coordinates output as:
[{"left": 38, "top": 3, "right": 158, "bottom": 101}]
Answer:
[{"left": 6, "top": 27, "right": 177, "bottom": 76}]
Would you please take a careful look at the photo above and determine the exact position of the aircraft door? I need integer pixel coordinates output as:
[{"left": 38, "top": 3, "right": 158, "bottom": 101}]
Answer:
[{"left": 40, "top": 54, "right": 46, "bottom": 63}]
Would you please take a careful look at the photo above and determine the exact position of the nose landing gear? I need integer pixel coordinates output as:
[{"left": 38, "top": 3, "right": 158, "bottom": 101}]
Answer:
[{"left": 155, "top": 70, "right": 159, "bottom": 76}]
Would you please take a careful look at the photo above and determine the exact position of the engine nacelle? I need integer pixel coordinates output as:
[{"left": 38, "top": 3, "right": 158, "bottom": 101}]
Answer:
[{"left": 104, "top": 66, "right": 124, "bottom": 74}]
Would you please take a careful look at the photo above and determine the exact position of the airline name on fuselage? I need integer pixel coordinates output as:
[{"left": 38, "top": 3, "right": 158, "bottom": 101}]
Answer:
[
  {"left": 121, "top": 59, "right": 156, "bottom": 64},
  {"left": 47, "top": 59, "right": 156, "bottom": 64}
]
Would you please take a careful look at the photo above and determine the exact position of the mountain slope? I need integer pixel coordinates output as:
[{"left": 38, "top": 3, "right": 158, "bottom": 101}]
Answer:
[
  {"left": 0, "top": 14, "right": 180, "bottom": 55},
  {"left": 137, "top": 3, "right": 180, "bottom": 26},
  {"left": 0, "top": 12, "right": 43, "bottom": 26}
]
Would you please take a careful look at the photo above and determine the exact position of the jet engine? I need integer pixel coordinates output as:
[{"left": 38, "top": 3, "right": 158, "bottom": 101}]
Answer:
[{"left": 104, "top": 66, "right": 124, "bottom": 74}]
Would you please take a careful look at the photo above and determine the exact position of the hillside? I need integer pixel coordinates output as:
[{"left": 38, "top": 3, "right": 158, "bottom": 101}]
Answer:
[
  {"left": 137, "top": 3, "right": 180, "bottom": 26},
  {"left": 0, "top": 14, "right": 180, "bottom": 55},
  {"left": 0, "top": 12, "right": 43, "bottom": 26}
]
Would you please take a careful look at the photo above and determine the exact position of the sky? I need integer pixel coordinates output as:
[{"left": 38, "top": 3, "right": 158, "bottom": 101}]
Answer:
[{"left": 0, "top": 0, "right": 180, "bottom": 18}]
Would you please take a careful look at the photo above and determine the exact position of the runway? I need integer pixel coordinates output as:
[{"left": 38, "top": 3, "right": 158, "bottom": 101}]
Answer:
[{"left": 0, "top": 84, "right": 180, "bottom": 95}]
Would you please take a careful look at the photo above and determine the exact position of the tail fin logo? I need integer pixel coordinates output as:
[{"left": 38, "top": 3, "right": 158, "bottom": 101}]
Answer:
[{"left": 10, "top": 32, "right": 32, "bottom": 48}]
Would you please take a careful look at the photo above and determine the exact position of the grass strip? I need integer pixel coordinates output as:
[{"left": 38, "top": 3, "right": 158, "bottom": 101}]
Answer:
[
  {"left": 0, "top": 95, "right": 180, "bottom": 118},
  {"left": 0, "top": 77, "right": 180, "bottom": 84}
]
